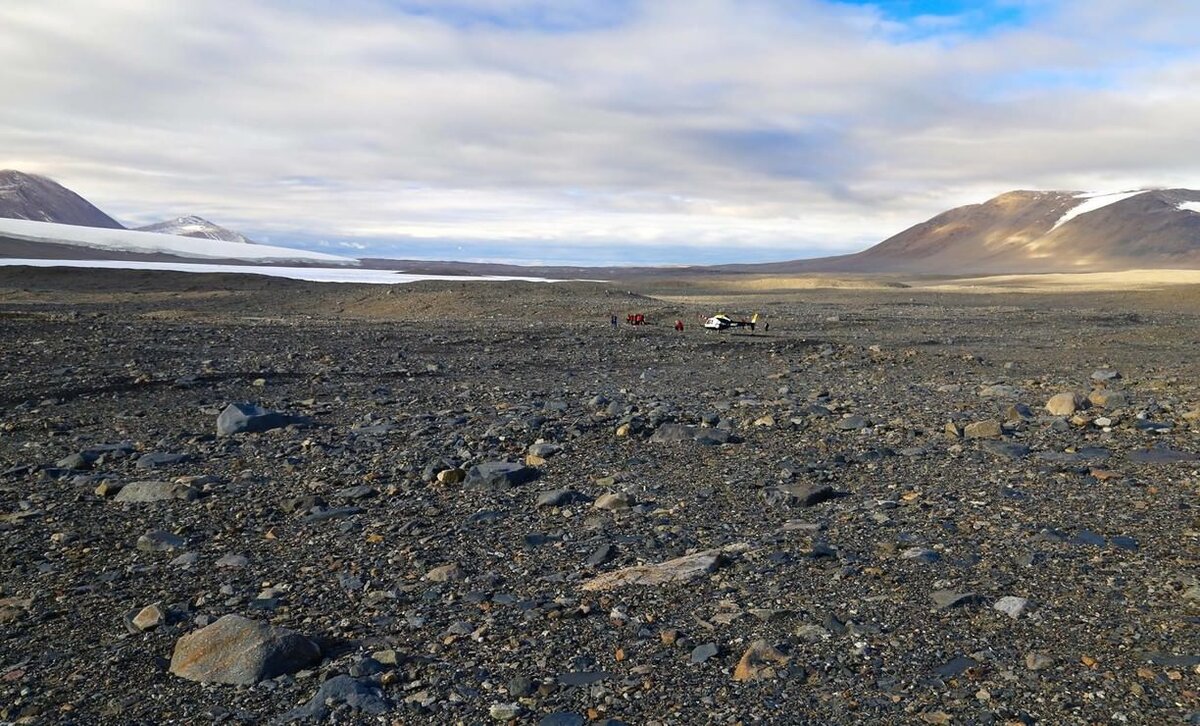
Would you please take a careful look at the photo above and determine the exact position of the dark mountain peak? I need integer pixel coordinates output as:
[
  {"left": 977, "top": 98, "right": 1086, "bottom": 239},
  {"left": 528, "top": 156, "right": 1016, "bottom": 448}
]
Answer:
[{"left": 0, "top": 170, "right": 124, "bottom": 229}]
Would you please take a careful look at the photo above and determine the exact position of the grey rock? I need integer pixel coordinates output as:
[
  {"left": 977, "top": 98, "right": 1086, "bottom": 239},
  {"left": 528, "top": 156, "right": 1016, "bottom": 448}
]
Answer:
[
  {"left": 169, "top": 614, "right": 320, "bottom": 685},
  {"left": 536, "top": 489, "right": 591, "bottom": 508},
  {"left": 333, "top": 485, "right": 377, "bottom": 500},
  {"left": 135, "top": 452, "right": 190, "bottom": 469},
  {"left": 690, "top": 642, "right": 719, "bottom": 664},
  {"left": 993, "top": 596, "right": 1030, "bottom": 619},
  {"left": 114, "top": 480, "right": 200, "bottom": 503},
  {"left": 216, "top": 402, "right": 292, "bottom": 437},
  {"left": 836, "top": 415, "right": 868, "bottom": 430},
  {"left": 594, "top": 492, "right": 632, "bottom": 511},
  {"left": 465, "top": 461, "right": 538, "bottom": 491},
  {"left": 931, "top": 590, "right": 983, "bottom": 610},
  {"left": 900, "top": 547, "right": 941, "bottom": 564},
  {"left": 276, "top": 675, "right": 390, "bottom": 723},
  {"left": 981, "top": 441, "right": 1030, "bottom": 459},
  {"left": 137, "top": 530, "right": 186, "bottom": 552},
  {"left": 527, "top": 443, "right": 562, "bottom": 458}
]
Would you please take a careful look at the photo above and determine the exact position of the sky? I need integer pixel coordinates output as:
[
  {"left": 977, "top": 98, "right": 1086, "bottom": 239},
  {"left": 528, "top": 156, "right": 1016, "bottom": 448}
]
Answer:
[{"left": 2, "top": 0, "right": 1200, "bottom": 265}]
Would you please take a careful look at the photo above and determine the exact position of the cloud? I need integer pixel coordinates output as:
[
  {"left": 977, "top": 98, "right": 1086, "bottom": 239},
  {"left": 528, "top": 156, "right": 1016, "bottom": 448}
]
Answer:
[{"left": 0, "top": 0, "right": 1198, "bottom": 264}]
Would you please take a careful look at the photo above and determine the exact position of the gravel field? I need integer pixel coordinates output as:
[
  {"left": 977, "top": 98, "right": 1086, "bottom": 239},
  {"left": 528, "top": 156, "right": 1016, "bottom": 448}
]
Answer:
[{"left": 0, "top": 268, "right": 1196, "bottom": 725}]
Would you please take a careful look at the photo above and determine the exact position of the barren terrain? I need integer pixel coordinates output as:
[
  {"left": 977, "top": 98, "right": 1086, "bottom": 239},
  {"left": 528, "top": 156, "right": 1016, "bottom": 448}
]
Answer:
[{"left": 0, "top": 266, "right": 1196, "bottom": 725}]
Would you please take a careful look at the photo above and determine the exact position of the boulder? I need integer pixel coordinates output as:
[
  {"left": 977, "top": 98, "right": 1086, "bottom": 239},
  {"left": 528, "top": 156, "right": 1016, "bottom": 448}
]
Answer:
[
  {"left": 114, "top": 480, "right": 200, "bottom": 503},
  {"left": 582, "top": 550, "right": 724, "bottom": 591},
  {"left": 464, "top": 461, "right": 538, "bottom": 491},
  {"left": 593, "top": 492, "right": 633, "bottom": 511},
  {"left": 732, "top": 640, "right": 790, "bottom": 682},
  {"left": 1045, "top": 392, "right": 1087, "bottom": 417},
  {"left": 169, "top": 614, "right": 320, "bottom": 685},
  {"left": 216, "top": 403, "right": 292, "bottom": 437},
  {"left": 963, "top": 420, "right": 1002, "bottom": 439}
]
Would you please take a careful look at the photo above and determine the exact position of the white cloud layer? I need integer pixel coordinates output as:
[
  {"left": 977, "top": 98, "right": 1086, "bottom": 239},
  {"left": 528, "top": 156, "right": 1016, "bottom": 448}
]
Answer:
[{"left": 2, "top": 0, "right": 1199, "bottom": 263}]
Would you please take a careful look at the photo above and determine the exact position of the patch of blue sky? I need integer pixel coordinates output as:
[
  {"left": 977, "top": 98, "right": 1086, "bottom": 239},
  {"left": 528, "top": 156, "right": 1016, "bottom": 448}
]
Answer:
[
  {"left": 834, "top": 0, "right": 1033, "bottom": 39},
  {"left": 383, "top": 1, "right": 636, "bottom": 32}
]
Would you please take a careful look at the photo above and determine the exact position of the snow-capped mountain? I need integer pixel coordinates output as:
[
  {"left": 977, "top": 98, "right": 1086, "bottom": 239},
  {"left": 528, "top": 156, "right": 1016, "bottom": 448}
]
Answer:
[
  {"left": 0, "top": 170, "right": 124, "bottom": 229},
  {"left": 0, "top": 217, "right": 356, "bottom": 266},
  {"left": 136, "top": 215, "right": 258, "bottom": 245}
]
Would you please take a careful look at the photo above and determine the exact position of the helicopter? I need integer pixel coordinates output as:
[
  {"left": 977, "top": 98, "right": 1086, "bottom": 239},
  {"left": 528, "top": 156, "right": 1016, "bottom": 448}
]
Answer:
[{"left": 703, "top": 312, "right": 759, "bottom": 332}]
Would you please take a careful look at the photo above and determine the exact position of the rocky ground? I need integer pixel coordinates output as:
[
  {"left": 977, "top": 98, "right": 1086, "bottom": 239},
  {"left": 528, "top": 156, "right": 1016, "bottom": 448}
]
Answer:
[{"left": 0, "top": 268, "right": 1197, "bottom": 725}]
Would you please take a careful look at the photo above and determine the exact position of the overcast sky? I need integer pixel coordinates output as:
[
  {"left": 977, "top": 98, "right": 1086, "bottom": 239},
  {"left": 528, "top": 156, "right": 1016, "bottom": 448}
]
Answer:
[{"left": 2, "top": 0, "right": 1199, "bottom": 265}]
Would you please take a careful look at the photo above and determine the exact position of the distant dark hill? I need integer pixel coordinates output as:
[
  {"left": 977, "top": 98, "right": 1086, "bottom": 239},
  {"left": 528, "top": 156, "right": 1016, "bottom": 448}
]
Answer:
[{"left": 0, "top": 170, "right": 124, "bottom": 229}]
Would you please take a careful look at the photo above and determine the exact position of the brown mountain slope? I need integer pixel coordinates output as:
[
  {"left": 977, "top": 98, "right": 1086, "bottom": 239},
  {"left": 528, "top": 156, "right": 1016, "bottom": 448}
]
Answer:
[
  {"left": 0, "top": 170, "right": 124, "bottom": 229},
  {"left": 716, "top": 188, "right": 1200, "bottom": 275}
]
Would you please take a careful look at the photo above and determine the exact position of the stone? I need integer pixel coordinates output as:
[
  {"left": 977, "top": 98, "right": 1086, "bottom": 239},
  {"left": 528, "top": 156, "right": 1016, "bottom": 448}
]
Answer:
[
  {"left": 135, "top": 452, "right": 190, "bottom": 469},
  {"left": 279, "top": 675, "right": 390, "bottom": 721},
  {"left": 931, "top": 590, "right": 983, "bottom": 610},
  {"left": 489, "top": 703, "right": 522, "bottom": 721},
  {"left": 649, "top": 423, "right": 694, "bottom": 443},
  {"left": 586, "top": 543, "right": 617, "bottom": 566},
  {"left": 132, "top": 603, "right": 166, "bottom": 631},
  {"left": 761, "top": 483, "right": 839, "bottom": 507},
  {"left": 732, "top": 640, "right": 790, "bottom": 682},
  {"left": 836, "top": 415, "right": 869, "bottom": 430},
  {"left": 582, "top": 550, "right": 725, "bottom": 591},
  {"left": 464, "top": 461, "right": 537, "bottom": 491},
  {"left": 594, "top": 492, "right": 632, "bottom": 511},
  {"left": 1004, "top": 403, "right": 1034, "bottom": 421},
  {"left": 963, "top": 420, "right": 1002, "bottom": 439},
  {"left": 993, "top": 596, "right": 1030, "bottom": 619},
  {"left": 424, "top": 563, "right": 464, "bottom": 583},
  {"left": 56, "top": 452, "right": 91, "bottom": 470},
  {"left": 436, "top": 468, "right": 466, "bottom": 485},
  {"left": 1091, "top": 369, "right": 1121, "bottom": 382},
  {"left": 136, "top": 530, "right": 186, "bottom": 552},
  {"left": 216, "top": 402, "right": 292, "bottom": 437},
  {"left": 901, "top": 547, "right": 941, "bottom": 564},
  {"left": 114, "top": 480, "right": 200, "bottom": 503},
  {"left": 944, "top": 422, "right": 962, "bottom": 439},
  {"left": 690, "top": 642, "right": 719, "bottom": 664},
  {"left": 536, "top": 489, "right": 591, "bottom": 508},
  {"left": 216, "top": 553, "right": 249, "bottom": 569},
  {"left": 527, "top": 442, "right": 562, "bottom": 458},
  {"left": 169, "top": 614, "right": 320, "bottom": 685},
  {"left": 1088, "top": 389, "right": 1127, "bottom": 409},
  {"left": 1046, "top": 392, "right": 1086, "bottom": 416},
  {"left": 979, "top": 384, "right": 1020, "bottom": 399},
  {"left": 1025, "top": 652, "right": 1054, "bottom": 670}
]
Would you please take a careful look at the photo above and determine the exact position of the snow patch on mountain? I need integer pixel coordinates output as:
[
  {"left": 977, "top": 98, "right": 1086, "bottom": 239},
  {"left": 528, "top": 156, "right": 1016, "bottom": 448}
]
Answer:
[
  {"left": 1179, "top": 201, "right": 1200, "bottom": 214},
  {"left": 136, "top": 216, "right": 256, "bottom": 245},
  {"left": 1051, "top": 191, "right": 1148, "bottom": 231},
  {"left": 0, "top": 217, "right": 355, "bottom": 264}
]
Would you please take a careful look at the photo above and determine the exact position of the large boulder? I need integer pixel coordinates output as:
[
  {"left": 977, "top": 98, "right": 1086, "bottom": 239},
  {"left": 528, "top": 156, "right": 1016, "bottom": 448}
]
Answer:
[
  {"left": 114, "top": 480, "right": 200, "bottom": 503},
  {"left": 582, "top": 550, "right": 724, "bottom": 591},
  {"left": 464, "top": 461, "right": 537, "bottom": 491},
  {"left": 277, "top": 675, "right": 389, "bottom": 722},
  {"left": 169, "top": 614, "right": 320, "bottom": 685},
  {"left": 1045, "top": 392, "right": 1087, "bottom": 417},
  {"left": 216, "top": 403, "right": 293, "bottom": 437}
]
